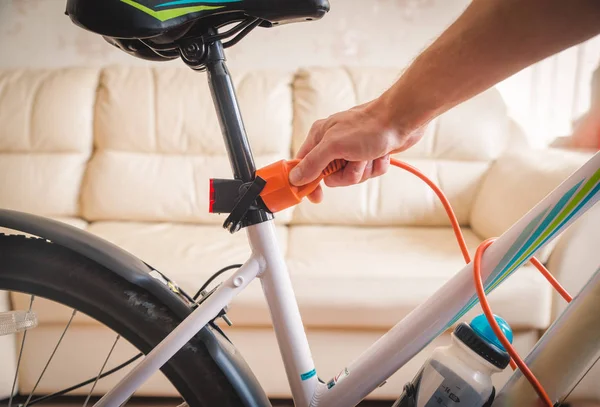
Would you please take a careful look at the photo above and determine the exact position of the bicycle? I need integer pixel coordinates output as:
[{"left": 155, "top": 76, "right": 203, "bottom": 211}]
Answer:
[{"left": 0, "top": 0, "right": 599, "bottom": 406}]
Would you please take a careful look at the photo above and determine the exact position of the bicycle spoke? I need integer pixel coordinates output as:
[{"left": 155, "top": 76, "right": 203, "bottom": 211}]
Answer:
[
  {"left": 82, "top": 335, "right": 121, "bottom": 407},
  {"left": 23, "top": 308, "right": 77, "bottom": 407},
  {"left": 8, "top": 295, "right": 35, "bottom": 407},
  {"left": 27, "top": 353, "right": 143, "bottom": 406}
]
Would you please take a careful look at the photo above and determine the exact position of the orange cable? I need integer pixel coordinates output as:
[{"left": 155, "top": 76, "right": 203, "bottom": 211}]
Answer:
[
  {"left": 530, "top": 256, "right": 573, "bottom": 303},
  {"left": 390, "top": 158, "right": 471, "bottom": 264},
  {"left": 474, "top": 239, "right": 553, "bottom": 406},
  {"left": 387, "top": 158, "right": 573, "bottom": 406}
]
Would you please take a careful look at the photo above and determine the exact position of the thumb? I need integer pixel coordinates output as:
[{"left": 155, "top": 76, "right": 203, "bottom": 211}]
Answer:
[{"left": 289, "top": 141, "right": 335, "bottom": 186}]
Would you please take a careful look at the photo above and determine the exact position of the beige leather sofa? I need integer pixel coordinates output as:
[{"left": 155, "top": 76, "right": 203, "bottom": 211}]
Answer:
[{"left": 0, "top": 66, "right": 598, "bottom": 401}]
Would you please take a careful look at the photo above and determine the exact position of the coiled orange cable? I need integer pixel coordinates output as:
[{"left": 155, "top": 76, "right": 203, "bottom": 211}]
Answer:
[{"left": 389, "top": 157, "right": 572, "bottom": 406}]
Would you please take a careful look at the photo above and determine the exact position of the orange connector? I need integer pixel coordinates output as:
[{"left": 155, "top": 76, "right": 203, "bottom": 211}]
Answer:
[{"left": 256, "top": 159, "right": 346, "bottom": 213}]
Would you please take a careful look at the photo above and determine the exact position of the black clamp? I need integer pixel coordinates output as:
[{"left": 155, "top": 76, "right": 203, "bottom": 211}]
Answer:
[{"left": 222, "top": 177, "right": 266, "bottom": 234}]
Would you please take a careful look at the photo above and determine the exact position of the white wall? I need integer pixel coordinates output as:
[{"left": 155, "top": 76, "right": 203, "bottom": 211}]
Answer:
[
  {"left": 0, "top": 0, "right": 469, "bottom": 69},
  {"left": 1, "top": 0, "right": 598, "bottom": 146}
]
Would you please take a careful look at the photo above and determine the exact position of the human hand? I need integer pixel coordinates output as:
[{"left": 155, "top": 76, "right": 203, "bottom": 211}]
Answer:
[
  {"left": 571, "top": 107, "right": 600, "bottom": 150},
  {"left": 289, "top": 98, "right": 426, "bottom": 203}
]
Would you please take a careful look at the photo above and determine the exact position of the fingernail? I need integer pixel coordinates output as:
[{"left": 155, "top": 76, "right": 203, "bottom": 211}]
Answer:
[{"left": 289, "top": 167, "right": 302, "bottom": 185}]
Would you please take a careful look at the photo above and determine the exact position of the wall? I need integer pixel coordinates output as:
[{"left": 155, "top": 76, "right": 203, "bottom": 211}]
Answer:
[
  {"left": 0, "top": 0, "right": 469, "bottom": 69},
  {"left": 1, "top": 0, "right": 599, "bottom": 146}
]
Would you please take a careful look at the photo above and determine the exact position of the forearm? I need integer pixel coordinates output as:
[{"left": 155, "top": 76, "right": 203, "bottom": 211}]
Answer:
[{"left": 381, "top": 0, "right": 600, "bottom": 130}]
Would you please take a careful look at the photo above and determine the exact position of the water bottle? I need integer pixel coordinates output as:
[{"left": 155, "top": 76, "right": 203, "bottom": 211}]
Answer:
[{"left": 392, "top": 314, "right": 512, "bottom": 407}]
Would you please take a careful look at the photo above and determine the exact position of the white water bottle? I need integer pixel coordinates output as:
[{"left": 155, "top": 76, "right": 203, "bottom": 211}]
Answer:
[{"left": 393, "top": 314, "right": 513, "bottom": 407}]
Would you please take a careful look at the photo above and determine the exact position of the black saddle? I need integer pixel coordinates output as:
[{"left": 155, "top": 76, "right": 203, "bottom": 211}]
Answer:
[{"left": 65, "top": 0, "right": 329, "bottom": 62}]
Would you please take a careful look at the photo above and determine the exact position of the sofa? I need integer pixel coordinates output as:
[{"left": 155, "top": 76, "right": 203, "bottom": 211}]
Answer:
[{"left": 0, "top": 66, "right": 598, "bottom": 401}]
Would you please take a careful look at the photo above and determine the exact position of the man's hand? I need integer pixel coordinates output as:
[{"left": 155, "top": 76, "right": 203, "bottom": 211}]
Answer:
[
  {"left": 289, "top": 98, "right": 425, "bottom": 203},
  {"left": 289, "top": 0, "right": 600, "bottom": 204}
]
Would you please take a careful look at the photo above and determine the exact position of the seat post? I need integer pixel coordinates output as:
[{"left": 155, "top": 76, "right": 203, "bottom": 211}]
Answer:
[{"left": 205, "top": 40, "right": 256, "bottom": 183}]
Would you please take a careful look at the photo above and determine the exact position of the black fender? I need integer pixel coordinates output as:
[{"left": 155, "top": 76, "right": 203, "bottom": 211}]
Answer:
[{"left": 0, "top": 209, "right": 271, "bottom": 407}]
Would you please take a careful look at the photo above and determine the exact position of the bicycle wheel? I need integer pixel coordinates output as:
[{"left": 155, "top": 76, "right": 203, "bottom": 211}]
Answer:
[{"left": 0, "top": 233, "right": 245, "bottom": 407}]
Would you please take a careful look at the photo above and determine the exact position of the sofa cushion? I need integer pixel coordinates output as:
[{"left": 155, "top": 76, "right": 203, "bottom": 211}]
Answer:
[
  {"left": 286, "top": 225, "right": 552, "bottom": 330},
  {"left": 0, "top": 69, "right": 98, "bottom": 217},
  {"left": 83, "top": 67, "right": 294, "bottom": 224},
  {"left": 0, "top": 154, "right": 89, "bottom": 216},
  {"left": 470, "top": 148, "right": 595, "bottom": 263},
  {"left": 471, "top": 148, "right": 594, "bottom": 238},
  {"left": 0, "top": 216, "right": 87, "bottom": 237},
  {"left": 19, "top": 221, "right": 552, "bottom": 331},
  {"left": 291, "top": 67, "right": 512, "bottom": 226},
  {"left": 292, "top": 159, "right": 490, "bottom": 226},
  {"left": 292, "top": 67, "right": 511, "bottom": 161},
  {"left": 81, "top": 151, "right": 294, "bottom": 224},
  {"left": 10, "top": 220, "right": 282, "bottom": 325},
  {"left": 86, "top": 221, "right": 282, "bottom": 323}
]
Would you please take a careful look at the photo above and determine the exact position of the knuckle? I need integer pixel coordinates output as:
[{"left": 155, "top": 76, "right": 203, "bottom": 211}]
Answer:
[
  {"left": 308, "top": 120, "right": 326, "bottom": 139},
  {"left": 327, "top": 138, "right": 345, "bottom": 155},
  {"left": 312, "top": 119, "right": 326, "bottom": 131}
]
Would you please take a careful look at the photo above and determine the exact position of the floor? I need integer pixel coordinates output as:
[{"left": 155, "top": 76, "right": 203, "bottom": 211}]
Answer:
[
  {"left": 0, "top": 397, "right": 393, "bottom": 406},
  {"left": 1, "top": 397, "right": 599, "bottom": 406},
  {"left": 271, "top": 401, "right": 391, "bottom": 407}
]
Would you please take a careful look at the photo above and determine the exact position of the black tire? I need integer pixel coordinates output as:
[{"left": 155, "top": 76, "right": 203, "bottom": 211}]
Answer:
[{"left": 0, "top": 233, "right": 245, "bottom": 407}]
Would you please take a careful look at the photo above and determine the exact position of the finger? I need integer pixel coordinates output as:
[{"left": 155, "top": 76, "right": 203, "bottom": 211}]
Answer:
[
  {"left": 307, "top": 184, "right": 324, "bottom": 203},
  {"left": 323, "top": 170, "right": 344, "bottom": 187},
  {"left": 289, "top": 140, "right": 337, "bottom": 186},
  {"left": 325, "top": 161, "right": 367, "bottom": 187},
  {"left": 296, "top": 119, "right": 326, "bottom": 159},
  {"left": 372, "top": 155, "right": 391, "bottom": 178},
  {"left": 359, "top": 161, "right": 374, "bottom": 183},
  {"left": 324, "top": 160, "right": 360, "bottom": 186}
]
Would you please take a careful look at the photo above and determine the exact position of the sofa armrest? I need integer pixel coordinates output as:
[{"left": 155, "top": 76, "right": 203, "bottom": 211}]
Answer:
[{"left": 470, "top": 148, "right": 593, "bottom": 262}]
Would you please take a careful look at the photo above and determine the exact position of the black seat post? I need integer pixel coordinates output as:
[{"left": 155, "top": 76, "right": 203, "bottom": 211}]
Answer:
[{"left": 205, "top": 40, "right": 256, "bottom": 183}]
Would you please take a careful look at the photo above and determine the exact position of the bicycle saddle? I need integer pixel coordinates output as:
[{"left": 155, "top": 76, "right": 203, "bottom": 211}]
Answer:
[{"left": 65, "top": 0, "right": 330, "bottom": 61}]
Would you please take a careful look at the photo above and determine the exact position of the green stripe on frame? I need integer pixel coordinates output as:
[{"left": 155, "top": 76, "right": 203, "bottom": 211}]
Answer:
[
  {"left": 491, "top": 206, "right": 551, "bottom": 284},
  {"left": 492, "top": 168, "right": 600, "bottom": 285},
  {"left": 120, "top": 0, "right": 223, "bottom": 21},
  {"left": 486, "top": 180, "right": 583, "bottom": 289},
  {"left": 447, "top": 208, "right": 548, "bottom": 328},
  {"left": 488, "top": 178, "right": 600, "bottom": 293},
  {"left": 447, "top": 206, "right": 553, "bottom": 326},
  {"left": 446, "top": 170, "right": 600, "bottom": 328}
]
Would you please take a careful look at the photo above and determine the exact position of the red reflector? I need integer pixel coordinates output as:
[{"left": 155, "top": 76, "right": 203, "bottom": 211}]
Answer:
[{"left": 209, "top": 179, "right": 215, "bottom": 213}]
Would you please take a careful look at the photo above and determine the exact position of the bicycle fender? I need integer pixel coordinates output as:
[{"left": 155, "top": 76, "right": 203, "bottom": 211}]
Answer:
[{"left": 0, "top": 209, "right": 271, "bottom": 407}]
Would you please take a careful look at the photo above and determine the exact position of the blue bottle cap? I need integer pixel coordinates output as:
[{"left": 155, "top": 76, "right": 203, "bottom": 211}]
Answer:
[{"left": 469, "top": 314, "right": 513, "bottom": 352}]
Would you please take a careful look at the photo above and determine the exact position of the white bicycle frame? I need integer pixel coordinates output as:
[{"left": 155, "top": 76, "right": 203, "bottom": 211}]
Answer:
[{"left": 94, "top": 151, "right": 600, "bottom": 407}]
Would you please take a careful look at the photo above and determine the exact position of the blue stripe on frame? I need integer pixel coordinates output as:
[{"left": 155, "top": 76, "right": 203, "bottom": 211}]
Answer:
[
  {"left": 445, "top": 178, "right": 594, "bottom": 329},
  {"left": 491, "top": 207, "right": 550, "bottom": 285},
  {"left": 488, "top": 180, "right": 583, "bottom": 287},
  {"left": 301, "top": 369, "right": 316, "bottom": 381},
  {"left": 490, "top": 179, "right": 600, "bottom": 291}
]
